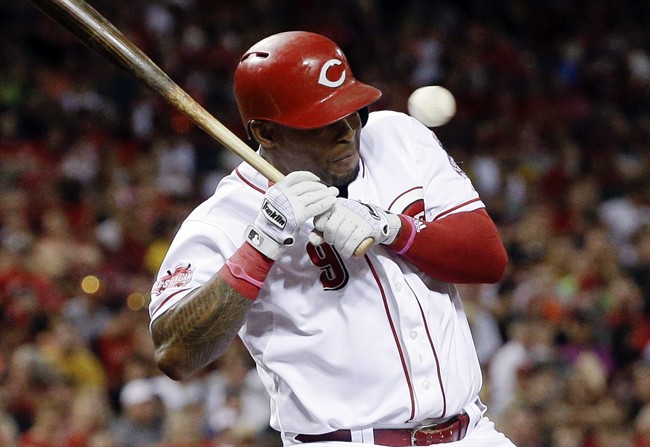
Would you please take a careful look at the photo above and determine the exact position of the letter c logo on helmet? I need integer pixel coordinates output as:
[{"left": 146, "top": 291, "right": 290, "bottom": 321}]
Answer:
[{"left": 318, "top": 59, "right": 346, "bottom": 88}]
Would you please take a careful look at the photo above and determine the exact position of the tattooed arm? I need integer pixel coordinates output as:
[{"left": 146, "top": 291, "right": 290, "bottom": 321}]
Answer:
[{"left": 151, "top": 274, "right": 253, "bottom": 381}]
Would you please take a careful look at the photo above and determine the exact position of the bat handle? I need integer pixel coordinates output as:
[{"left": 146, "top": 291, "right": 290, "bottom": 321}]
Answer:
[{"left": 353, "top": 237, "right": 374, "bottom": 257}]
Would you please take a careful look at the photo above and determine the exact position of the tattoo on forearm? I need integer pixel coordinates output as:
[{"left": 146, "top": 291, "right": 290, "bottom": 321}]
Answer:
[{"left": 153, "top": 276, "right": 252, "bottom": 369}]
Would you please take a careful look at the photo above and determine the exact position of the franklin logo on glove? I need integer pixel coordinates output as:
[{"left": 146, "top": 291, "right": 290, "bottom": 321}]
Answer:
[{"left": 262, "top": 199, "right": 287, "bottom": 228}]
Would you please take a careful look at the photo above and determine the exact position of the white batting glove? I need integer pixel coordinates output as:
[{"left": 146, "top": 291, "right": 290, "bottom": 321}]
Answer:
[
  {"left": 245, "top": 171, "right": 338, "bottom": 259},
  {"left": 309, "top": 198, "right": 402, "bottom": 257}
]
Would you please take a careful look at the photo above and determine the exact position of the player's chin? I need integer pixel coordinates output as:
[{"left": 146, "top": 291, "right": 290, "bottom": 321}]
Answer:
[
  {"left": 330, "top": 164, "right": 360, "bottom": 190},
  {"left": 327, "top": 152, "right": 359, "bottom": 183}
]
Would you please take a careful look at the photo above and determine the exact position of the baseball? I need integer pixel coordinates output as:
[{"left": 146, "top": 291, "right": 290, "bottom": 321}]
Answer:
[{"left": 407, "top": 85, "right": 456, "bottom": 127}]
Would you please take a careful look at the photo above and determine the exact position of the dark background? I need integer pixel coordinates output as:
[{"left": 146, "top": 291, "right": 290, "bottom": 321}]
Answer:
[{"left": 1, "top": 1, "right": 650, "bottom": 446}]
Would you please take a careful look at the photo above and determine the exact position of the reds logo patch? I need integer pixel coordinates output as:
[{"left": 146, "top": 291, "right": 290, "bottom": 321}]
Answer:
[{"left": 153, "top": 263, "right": 194, "bottom": 296}]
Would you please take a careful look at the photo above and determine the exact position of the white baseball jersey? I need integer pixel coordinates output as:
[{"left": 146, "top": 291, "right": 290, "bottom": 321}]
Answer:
[{"left": 150, "top": 111, "right": 489, "bottom": 440}]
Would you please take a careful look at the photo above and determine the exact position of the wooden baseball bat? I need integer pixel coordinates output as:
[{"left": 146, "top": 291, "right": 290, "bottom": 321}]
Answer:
[{"left": 28, "top": 0, "right": 373, "bottom": 256}]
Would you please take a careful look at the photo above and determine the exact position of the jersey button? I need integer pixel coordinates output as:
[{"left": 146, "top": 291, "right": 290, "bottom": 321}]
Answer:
[
  {"left": 409, "top": 331, "right": 418, "bottom": 340},
  {"left": 396, "top": 283, "right": 403, "bottom": 292},
  {"left": 423, "top": 381, "right": 431, "bottom": 390}
]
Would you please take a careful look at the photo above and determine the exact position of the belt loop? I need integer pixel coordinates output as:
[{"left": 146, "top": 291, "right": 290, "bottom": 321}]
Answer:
[
  {"left": 463, "top": 397, "right": 484, "bottom": 435},
  {"left": 476, "top": 396, "right": 487, "bottom": 415},
  {"left": 361, "top": 427, "right": 375, "bottom": 444},
  {"left": 350, "top": 428, "right": 364, "bottom": 444},
  {"left": 348, "top": 427, "right": 375, "bottom": 444}
]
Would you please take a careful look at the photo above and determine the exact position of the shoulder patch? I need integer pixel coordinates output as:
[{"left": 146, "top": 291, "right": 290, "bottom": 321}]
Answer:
[{"left": 153, "top": 263, "right": 194, "bottom": 296}]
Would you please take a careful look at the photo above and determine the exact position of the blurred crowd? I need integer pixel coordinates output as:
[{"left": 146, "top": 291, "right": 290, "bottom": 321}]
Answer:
[{"left": 1, "top": 0, "right": 650, "bottom": 446}]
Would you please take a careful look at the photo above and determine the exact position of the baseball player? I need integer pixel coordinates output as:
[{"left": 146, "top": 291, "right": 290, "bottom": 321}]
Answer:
[{"left": 149, "top": 31, "right": 516, "bottom": 446}]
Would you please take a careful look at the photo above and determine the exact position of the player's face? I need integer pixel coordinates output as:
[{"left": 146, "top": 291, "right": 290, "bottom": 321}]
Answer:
[{"left": 258, "top": 112, "right": 362, "bottom": 189}]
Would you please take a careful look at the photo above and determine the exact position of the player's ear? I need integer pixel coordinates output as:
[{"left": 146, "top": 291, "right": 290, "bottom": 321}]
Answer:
[{"left": 249, "top": 120, "right": 276, "bottom": 147}]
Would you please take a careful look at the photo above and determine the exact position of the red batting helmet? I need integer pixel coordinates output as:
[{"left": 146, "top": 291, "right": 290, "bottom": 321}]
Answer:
[{"left": 234, "top": 31, "right": 382, "bottom": 133}]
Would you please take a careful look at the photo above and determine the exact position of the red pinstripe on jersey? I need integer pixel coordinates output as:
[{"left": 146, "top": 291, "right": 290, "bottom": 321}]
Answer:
[
  {"left": 415, "top": 295, "right": 447, "bottom": 418},
  {"left": 365, "top": 255, "right": 417, "bottom": 423}
]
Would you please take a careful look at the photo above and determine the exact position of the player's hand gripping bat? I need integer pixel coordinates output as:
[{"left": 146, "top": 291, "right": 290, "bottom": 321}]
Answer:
[{"left": 28, "top": 0, "right": 374, "bottom": 256}]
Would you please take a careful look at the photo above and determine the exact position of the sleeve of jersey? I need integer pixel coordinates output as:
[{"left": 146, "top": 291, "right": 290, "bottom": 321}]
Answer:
[
  {"left": 149, "top": 219, "right": 238, "bottom": 324},
  {"left": 379, "top": 116, "right": 506, "bottom": 283},
  {"left": 387, "top": 208, "right": 508, "bottom": 284}
]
